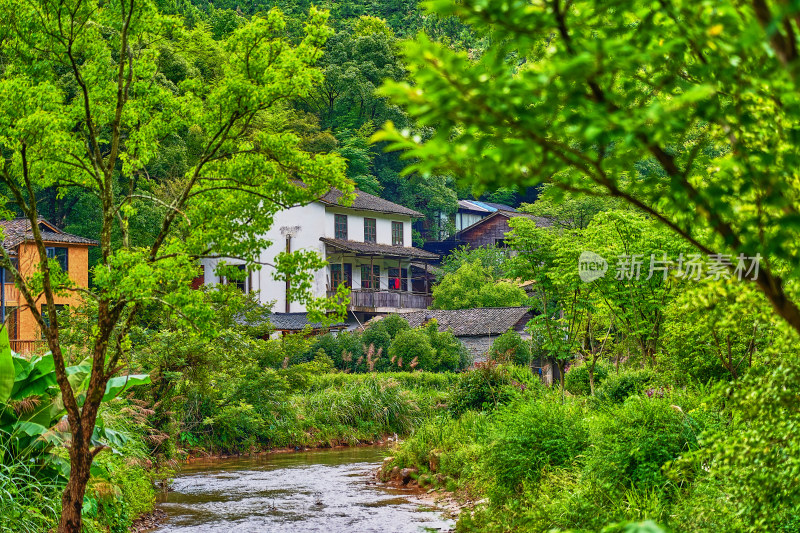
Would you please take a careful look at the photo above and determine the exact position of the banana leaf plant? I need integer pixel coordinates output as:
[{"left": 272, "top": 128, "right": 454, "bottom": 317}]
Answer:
[{"left": 0, "top": 327, "right": 150, "bottom": 478}]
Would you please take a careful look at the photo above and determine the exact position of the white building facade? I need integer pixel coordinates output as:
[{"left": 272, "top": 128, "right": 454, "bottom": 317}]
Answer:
[{"left": 199, "top": 188, "right": 438, "bottom": 320}]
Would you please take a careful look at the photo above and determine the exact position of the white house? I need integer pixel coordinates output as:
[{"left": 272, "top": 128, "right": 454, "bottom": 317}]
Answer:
[{"left": 199, "top": 188, "right": 439, "bottom": 324}]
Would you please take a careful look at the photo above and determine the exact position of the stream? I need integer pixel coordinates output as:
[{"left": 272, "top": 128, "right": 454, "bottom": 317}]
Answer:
[{"left": 147, "top": 447, "right": 455, "bottom": 533}]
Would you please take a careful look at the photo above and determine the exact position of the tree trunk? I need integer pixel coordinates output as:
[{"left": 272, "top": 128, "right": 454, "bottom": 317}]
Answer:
[{"left": 58, "top": 437, "right": 92, "bottom": 533}]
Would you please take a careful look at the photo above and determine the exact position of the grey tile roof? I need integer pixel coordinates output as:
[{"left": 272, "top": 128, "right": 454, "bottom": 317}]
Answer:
[
  {"left": 267, "top": 313, "right": 346, "bottom": 331},
  {"left": 320, "top": 188, "right": 423, "bottom": 218},
  {"left": 395, "top": 307, "right": 532, "bottom": 337},
  {"left": 0, "top": 218, "right": 99, "bottom": 250},
  {"left": 321, "top": 238, "right": 439, "bottom": 260}
]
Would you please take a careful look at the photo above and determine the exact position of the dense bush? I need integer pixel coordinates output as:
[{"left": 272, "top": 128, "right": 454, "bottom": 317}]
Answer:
[
  {"left": 448, "top": 363, "right": 522, "bottom": 416},
  {"left": 388, "top": 329, "right": 436, "bottom": 370},
  {"left": 564, "top": 360, "right": 611, "bottom": 395},
  {"left": 423, "top": 321, "right": 471, "bottom": 371},
  {"left": 380, "top": 313, "right": 412, "bottom": 338},
  {"left": 485, "top": 399, "right": 588, "bottom": 498},
  {"left": 596, "top": 369, "right": 657, "bottom": 403},
  {"left": 306, "top": 316, "right": 469, "bottom": 373},
  {"left": 586, "top": 397, "right": 702, "bottom": 492},
  {"left": 489, "top": 330, "right": 532, "bottom": 366}
]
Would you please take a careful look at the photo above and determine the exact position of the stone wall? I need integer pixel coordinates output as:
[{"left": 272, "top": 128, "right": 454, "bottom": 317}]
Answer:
[{"left": 460, "top": 335, "right": 496, "bottom": 363}]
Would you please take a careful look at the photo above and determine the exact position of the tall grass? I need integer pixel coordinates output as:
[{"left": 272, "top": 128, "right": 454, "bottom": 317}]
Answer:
[
  {"left": 305, "top": 371, "right": 458, "bottom": 392},
  {"left": 300, "top": 375, "right": 435, "bottom": 438},
  {"left": 0, "top": 441, "right": 62, "bottom": 533}
]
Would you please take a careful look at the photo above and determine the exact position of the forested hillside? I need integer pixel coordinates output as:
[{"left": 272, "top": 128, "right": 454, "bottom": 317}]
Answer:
[{"left": 3, "top": 0, "right": 526, "bottom": 256}]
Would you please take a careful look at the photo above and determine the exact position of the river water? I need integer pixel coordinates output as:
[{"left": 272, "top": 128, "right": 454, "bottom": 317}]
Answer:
[{"left": 148, "top": 447, "right": 454, "bottom": 533}]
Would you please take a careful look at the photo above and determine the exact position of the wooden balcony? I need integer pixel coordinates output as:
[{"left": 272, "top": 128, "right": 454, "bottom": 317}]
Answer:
[
  {"left": 11, "top": 339, "right": 47, "bottom": 355},
  {"left": 328, "top": 289, "right": 432, "bottom": 312}
]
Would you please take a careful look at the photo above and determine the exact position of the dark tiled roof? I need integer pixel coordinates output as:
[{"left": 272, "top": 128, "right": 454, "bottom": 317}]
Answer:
[
  {"left": 321, "top": 238, "right": 439, "bottom": 260},
  {"left": 320, "top": 188, "right": 423, "bottom": 218},
  {"left": 0, "top": 218, "right": 99, "bottom": 250},
  {"left": 268, "top": 313, "right": 346, "bottom": 331},
  {"left": 396, "top": 307, "right": 532, "bottom": 337}
]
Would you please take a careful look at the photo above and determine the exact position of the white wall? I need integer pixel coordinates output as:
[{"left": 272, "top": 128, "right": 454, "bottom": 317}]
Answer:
[
  {"left": 324, "top": 207, "right": 413, "bottom": 246},
  {"left": 456, "top": 211, "right": 484, "bottom": 231}
]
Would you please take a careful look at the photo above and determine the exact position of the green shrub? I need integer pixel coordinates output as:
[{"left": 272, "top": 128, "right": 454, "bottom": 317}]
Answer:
[
  {"left": 424, "top": 321, "right": 471, "bottom": 371},
  {"left": 361, "top": 327, "right": 392, "bottom": 368},
  {"left": 448, "top": 363, "right": 521, "bottom": 416},
  {"left": 586, "top": 397, "right": 702, "bottom": 492},
  {"left": 485, "top": 398, "right": 588, "bottom": 498},
  {"left": 301, "top": 375, "right": 425, "bottom": 438},
  {"left": 489, "top": 330, "right": 531, "bottom": 366},
  {"left": 596, "top": 369, "right": 656, "bottom": 403},
  {"left": 380, "top": 313, "right": 411, "bottom": 338},
  {"left": 388, "top": 329, "right": 436, "bottom": 370},
  {"left": 564, "top": 360, "right": 611, "bottom": 395},
  {"left": 385, "top": 411, "right": 489, "bottom": 485}
]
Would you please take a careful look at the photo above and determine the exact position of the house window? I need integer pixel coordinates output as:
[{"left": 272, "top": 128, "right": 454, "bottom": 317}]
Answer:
[
  {"left": 191, "top": 265, "right": 205, "bottom": 290},
  {"left": 2, "top": 257, "right": 18, "bottom": 282},
  {"left": 335, "top": 214, "right": 348, "bottom": 240},
  {"left": 360, "top": 265, "right": 380, "bottom": 289},
  {"left": 388, "top": 267, "right": 408, "bottom": 291},
  {"left": 231, "top": 265, "right": 247, "bottom": 293},
  {"left": 40, "top": 304, "right": 67, "bottom": 332},
  {"left": 331, "top": 263, "right": 352, "bottom": 289},
  {"left": 391, "top": 222, "right": 404, "bottom": 246},
  {"left": 364, "top": 218, "right": 376, "bottom": 243},
  {"left": 46, "top": 246, "right": 68, "bottom": 272}
]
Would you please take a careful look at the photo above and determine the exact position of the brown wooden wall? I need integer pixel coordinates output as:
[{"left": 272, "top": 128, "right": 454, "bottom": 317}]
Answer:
[{"left": 459, "top": 214, "right": 513, "bottom": 249}]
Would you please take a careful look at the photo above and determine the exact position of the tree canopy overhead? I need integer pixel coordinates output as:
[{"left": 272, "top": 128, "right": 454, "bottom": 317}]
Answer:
[
  {"left": 0, "top": 1, "right": 349, "bottom": 530},
  {"left": 376, "top": 0, "right": 800, "bottom": 334}
]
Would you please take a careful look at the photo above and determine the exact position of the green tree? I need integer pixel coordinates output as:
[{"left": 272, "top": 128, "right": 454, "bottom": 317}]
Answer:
[
  {"left": 388, "top": 328, "right": 435, "bottom": 370},
  {"left": 0, "top": 3, "right": 347, "bottom": 531},
  {"left": 509, "top": 219, "right": 594, "bottom": 390},
  {"left": 375, "top": 0, "right": 800, "bottom": 337},
  {"left": 432, "top": 260, "right": 527, "bottom": 310},
  {"left": 520, "top": 183, "right": 615, "bottom": 230}
]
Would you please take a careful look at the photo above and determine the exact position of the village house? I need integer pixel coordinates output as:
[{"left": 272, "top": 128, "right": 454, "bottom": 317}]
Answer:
[
  {"left": 398, "top": 307, "right": 533, "bottom": 360},
  {"left": 391, "top": 307, "right": 560, "bottom": 384},
  {"left": 199, "top": 188, "right": 439, "bottom": 325},
  {"left": 0, "top": 218, "right": 98, "bottom": 354}
]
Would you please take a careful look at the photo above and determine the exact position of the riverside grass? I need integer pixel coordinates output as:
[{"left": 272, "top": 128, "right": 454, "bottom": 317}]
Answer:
[{"left": 192, "top": 372, "right": 455, "bottom": 452}]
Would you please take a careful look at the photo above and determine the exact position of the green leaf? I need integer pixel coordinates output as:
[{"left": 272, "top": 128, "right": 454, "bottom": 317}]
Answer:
[
  {"left": 13, "top": 420, "right": 48, "bottom": 437},
  {"left": 0, "top": 326, "right": 12, "bottom": 404},
  {"left": 102, "top": 374, "right": 151, "bottom": 402}
]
